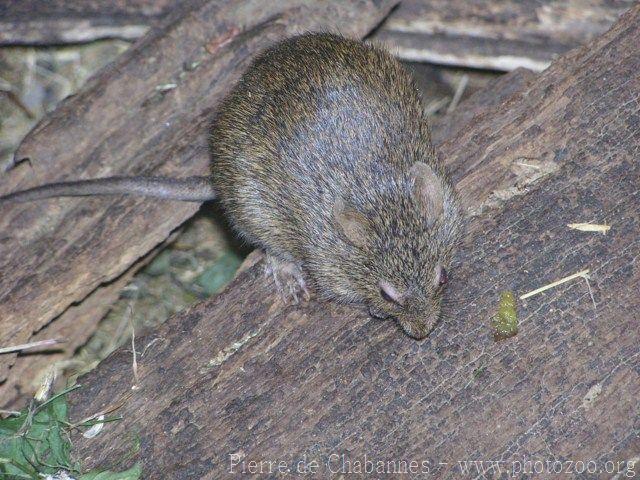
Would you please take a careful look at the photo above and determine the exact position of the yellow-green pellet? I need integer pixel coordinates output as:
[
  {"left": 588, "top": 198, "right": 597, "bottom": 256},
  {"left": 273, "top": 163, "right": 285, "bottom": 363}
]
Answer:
[{"left": 492, "top": 291, "right": 518, "bottom": 340}]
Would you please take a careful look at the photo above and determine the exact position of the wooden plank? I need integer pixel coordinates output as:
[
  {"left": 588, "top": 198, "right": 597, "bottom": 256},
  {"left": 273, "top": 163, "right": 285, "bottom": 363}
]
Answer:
[
  {"left": 1, "top": 228, "right": 183, "bottom": 404},
  {"left": 0, "top": 0, "right": 632, "bottom": 73},
  {"left": 0, "top": 0, "right": 398, "bottom": 405},
  {"left": 373, "top": 0, "right": 635, "bottom": 71},
  {"left": 0, "top": 0, "right": 184, "bottom": 44},
  {"left": 430, "top": 67, "right": 537, "bottom": 145},
  {"left": 67, "top": 5, "right": 640, "bottom": 477}
]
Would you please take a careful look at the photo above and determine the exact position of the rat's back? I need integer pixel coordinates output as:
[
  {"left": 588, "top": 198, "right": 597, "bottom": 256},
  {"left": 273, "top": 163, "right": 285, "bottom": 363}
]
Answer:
[{"left": 210, "top": 32, "right": 429, "bottom": 259}]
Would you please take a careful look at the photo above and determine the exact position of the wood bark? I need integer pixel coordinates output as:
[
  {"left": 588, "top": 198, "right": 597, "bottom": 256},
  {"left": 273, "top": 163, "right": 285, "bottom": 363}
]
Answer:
[
  {"left": 0, "top": 0, "right": 186, "bottom": 44},
  {"left": 0, "top": 0, "right": 398, "bottom": 405},
  {"left": 1, "top": 0, "right": 633, "bottom": 73},
  {"left": 67, "top": 5, "right": 640, "bottom": 478},
  {"left": 372, "top": 0, "right": 634, "bottom": 71}
]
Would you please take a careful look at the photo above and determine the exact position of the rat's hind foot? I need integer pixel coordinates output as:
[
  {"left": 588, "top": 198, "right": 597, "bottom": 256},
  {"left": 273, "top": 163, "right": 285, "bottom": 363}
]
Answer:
[{"left": 264, "top": 255, "right": 310, "bottom": 304}]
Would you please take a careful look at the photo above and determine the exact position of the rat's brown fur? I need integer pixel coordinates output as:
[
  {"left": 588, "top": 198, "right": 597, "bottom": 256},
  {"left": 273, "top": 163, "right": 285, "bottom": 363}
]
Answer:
[
  {"left": 211, "top": 33, "right": 463, "bottom": 338},
  {"left": 0, "top": 33, "right": 463, "bottom": 339}
]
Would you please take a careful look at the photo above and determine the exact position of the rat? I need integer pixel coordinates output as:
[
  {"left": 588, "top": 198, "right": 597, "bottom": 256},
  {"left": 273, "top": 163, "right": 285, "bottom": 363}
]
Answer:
[{"left": 0, "top": 32, "right": 463, "bottom": 339}]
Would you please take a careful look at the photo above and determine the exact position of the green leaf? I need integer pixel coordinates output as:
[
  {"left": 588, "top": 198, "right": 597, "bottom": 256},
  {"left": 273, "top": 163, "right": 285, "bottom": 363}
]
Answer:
[
  {"left": 0, "top": 433, "right": 37, "bottom": 477},
  {"left": 0, "top": 453, "right": 38, "bottom": 478},
  {"left": 145, "top": 250, "right": 172, "bottom": 276},
  {"left": 28, "top": 414, "right": 51, "bottom": 447},
  {"left": 49, "top": 394, "right": 69, "bottom": 424},
  {"left": 0, "top": 413, "right": 28, "bottom": 435},
  {"left": 46, "top": 423, "right": 71, "bottom": 470},
  {"left": 79, "top": 463, "right": 142, "bottom": 480},
  {"left": 196, "top": 251, "right": 243, "bottom": 296},
  {"left": 0, "top": 385, "right": 132, "bottom": 479}
]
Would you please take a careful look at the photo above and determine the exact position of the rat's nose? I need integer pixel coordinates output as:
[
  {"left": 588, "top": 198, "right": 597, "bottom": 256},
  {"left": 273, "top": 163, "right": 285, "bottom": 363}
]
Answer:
[
  {"left": 399, "top": 319, "right": 430, "bottom": 339},
  {"left": 398, "top": 306, "right": 442, "bottom": 339}
]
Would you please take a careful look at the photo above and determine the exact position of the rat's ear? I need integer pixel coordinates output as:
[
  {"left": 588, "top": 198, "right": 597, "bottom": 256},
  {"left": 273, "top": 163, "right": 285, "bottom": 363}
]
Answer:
[
  {"left": 333, "top": 198, "right": 368, "bottom": 247},
  {"left": 410, "top": 162, "right": 445, "bottom": 222}
]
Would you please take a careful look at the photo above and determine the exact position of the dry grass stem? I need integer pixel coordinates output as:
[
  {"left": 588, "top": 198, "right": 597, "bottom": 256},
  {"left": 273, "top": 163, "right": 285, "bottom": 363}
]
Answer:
[{"left": 520, "top": 269, "right": 590, "bottom": 300}]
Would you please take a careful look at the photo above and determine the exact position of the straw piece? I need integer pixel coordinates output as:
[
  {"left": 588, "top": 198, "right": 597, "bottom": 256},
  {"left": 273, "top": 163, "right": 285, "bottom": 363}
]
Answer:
[{"left": 520, "top": 269, "right": 590, "bottom": 300}]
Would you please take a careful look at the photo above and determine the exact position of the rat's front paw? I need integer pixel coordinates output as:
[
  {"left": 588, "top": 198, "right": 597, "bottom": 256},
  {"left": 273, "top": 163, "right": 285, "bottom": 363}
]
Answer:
[{"left": 264, "top": 254, "right": 310, "bottom": 304}]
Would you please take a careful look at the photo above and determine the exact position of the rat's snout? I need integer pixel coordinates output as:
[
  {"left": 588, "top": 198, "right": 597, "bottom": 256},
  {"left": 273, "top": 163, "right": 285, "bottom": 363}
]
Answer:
[
  {"left": 367, "top": 298, "right": 443, "bottom": 339},
  {"left": 397, "top": 307, "right": 441, "bottom": 340}
]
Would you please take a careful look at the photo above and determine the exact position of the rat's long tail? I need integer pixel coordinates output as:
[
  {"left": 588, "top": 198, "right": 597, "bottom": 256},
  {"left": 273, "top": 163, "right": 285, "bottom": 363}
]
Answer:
[{"left": 0, "top": 176, "right": 216, "bottom": 203}]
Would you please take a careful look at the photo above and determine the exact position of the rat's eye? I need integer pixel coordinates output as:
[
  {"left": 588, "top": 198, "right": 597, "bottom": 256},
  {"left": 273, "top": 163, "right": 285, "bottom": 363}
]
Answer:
[
  {"left": 435, "top": 265, "right": 448, "bottom": 287},
  {"left": 380, "top": 288, "right": 396, "bottom": 303},
  {"left": 379, "top": 280, "right": 403, "bottom": 306},
  {"left": 439, "top": 267, "right": 448, "bottom": 286}
]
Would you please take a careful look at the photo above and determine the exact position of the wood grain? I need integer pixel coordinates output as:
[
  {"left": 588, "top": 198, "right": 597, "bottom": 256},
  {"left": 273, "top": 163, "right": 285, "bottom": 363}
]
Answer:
[
  {"left": 67, "top": 5, "right": 640, "bottom": 478},
  {"left": 2, "top": 0, "right": 632, "bottom": 73},
  {"left": 373, "top": 0, "right": 634, "bottom": 71},
  {"left": 0, "top": 0, "right": 188, "bottom": 44}
]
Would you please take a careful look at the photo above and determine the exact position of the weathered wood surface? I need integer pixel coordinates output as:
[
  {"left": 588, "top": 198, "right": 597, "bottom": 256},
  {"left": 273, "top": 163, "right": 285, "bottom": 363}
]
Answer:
[
  {"left": 430, "top": 67, "right": 536, "bottom": 146},
  {"left": 0, "top": 0, "right": 185, "bottom": 44},
  {"left": 68, "top": 6, "right": 640, "bottom": 478},
  {"left": 373, "top": 0, "right": 634, "bottom": 71},
  {"left": 0, "top": 0, "right": 398, "bottom": 405},
  {"left": 1, "top": 0, "right": 632, "bottom": 73}
]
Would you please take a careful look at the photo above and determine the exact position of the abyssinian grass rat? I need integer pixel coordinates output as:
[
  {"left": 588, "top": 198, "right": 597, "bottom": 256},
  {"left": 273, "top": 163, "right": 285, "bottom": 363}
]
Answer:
[{"left": 0, "top": 33, "right": 463, "bottom": 339}]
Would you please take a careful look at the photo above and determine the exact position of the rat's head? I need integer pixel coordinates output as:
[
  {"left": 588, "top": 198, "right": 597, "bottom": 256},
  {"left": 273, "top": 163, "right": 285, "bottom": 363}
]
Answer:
[{"left": 329, "top": 161, "right": 463, "bottom": 339}]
